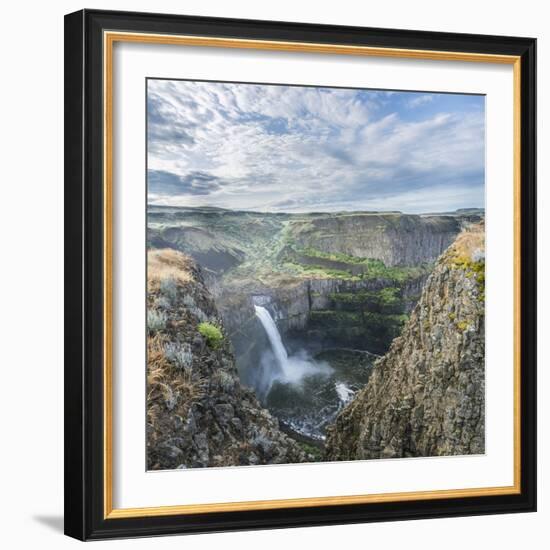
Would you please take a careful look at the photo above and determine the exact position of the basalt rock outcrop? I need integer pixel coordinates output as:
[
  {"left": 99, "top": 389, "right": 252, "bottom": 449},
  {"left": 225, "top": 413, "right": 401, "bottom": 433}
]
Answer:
[
  {"left": 325, "top": 223, "right": 485, "bottom": 460},
  {"left": 146, "top": 249, "right": 307, "bottom": 469},
  {"left": 288, "top": 213, "right": 461, "bottom": 267}
]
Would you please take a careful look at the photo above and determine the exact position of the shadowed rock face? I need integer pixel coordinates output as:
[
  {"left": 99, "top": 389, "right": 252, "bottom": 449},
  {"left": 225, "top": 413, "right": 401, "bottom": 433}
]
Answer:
[
  {"left": 325, "top": 223, "right": 485, "bottom": 460},
  {"left": 288, "top": 213, "right": 461, "bottom": 267},
  {"left": 146, "top": 249, "right": 308, "bottom": 470}
]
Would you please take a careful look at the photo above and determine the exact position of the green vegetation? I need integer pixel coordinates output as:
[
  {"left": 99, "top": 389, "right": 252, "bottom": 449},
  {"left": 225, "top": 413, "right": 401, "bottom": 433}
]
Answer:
[
  {"left": 282, "top": 261, "right": 360, "bottom": 280},
  {"left": 308, "top": 309, "right": 408, "bottom": 354},
  {"left": 378, "top": 286, "right": 402, "bottom": 305},
  {"left": 451, "top": 255, "right": 485, "bottom": 301},
  {"left": 301, "top": 247, "right": 373, "bottom": 265},
  {"left": 147, "top": 309, "right": 167, "bottom": 334},
  {"left": 287, "top": 246, "right": 430, "bottom": 282},
  {"left": 198, "top": 322, "right": 224, "bottom": 349},
  {"left": 329, "top": 287, "right": 403, "bottom": 313},
  {"left": 298, "top": 441, "right": 324, "bottom": 461},
  {"left": 309, "top": 310, "right": 363, "bottom": 325},
  {"left": 310, "top": 311, "right": 410, "bottom": 327},
  {"left": 456, "top": 320, "right": 469, "bottom": 332}
]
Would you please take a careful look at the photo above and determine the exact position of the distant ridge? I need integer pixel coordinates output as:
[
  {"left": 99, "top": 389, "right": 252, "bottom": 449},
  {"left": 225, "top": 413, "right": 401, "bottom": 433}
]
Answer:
[{"left": 148, "top": 204, "right": 484, "bottom": 217}]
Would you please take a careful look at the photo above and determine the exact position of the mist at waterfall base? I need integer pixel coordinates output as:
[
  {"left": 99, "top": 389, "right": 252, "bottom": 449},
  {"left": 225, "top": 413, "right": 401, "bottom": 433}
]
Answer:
[
  {"left": 252, "top": 305, "right": 374, "bottom": 442},
  {"left": 253, "top": 305, "right": 332, "bottom": 393}
]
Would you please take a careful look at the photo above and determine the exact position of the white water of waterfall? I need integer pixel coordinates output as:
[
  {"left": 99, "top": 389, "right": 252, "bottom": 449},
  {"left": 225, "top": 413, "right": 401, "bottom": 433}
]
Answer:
[
  {"left": 254, "top": 305, "right": 332, "bottom": 391},
  {"left": 254, "top": 305, "right": 291, "bottom": 378}
]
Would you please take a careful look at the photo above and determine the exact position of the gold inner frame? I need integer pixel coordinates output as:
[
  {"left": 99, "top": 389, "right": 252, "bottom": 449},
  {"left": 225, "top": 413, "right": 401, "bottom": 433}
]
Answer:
[{"left": 103, "top": 31, "right": 522, "bottom": 519}]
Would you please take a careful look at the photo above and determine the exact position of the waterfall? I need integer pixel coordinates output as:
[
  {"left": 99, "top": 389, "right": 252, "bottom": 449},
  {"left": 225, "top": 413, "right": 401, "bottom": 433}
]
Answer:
[
  {"left": 254, "top": 305, "right": 291, "bottom": 378},
  {"left": 254, "top": 305, "right": 332, "bottom": 391}
]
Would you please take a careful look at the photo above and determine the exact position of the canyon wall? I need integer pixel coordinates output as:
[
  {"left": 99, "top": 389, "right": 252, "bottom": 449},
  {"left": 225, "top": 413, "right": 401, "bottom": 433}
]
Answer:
[
  {"left": 325, "top": 224, "right": 485, "bottom": 460},
  {"left": 146, "top": 249, "right": 308, "bottom": 469},
  {"left": 288, "top": 213, "right": 461, "bottom": 267}
]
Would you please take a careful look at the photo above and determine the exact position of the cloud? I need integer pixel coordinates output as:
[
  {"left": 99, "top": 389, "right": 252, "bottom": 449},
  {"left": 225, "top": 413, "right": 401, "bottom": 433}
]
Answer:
[
  {"left": 407, "top": 94, "right": 434, "bottom": 108},
  {"left": 148, "top": 169, "right": 222, "bottom": 196},
  {"left": 146, "top": 80, "right": 485, "bottom": 214}
]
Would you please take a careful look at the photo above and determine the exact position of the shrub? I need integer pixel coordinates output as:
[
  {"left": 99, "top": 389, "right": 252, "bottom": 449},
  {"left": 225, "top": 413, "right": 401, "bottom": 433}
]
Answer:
[
  {"left": 155, "top": 295, "right": 172, "bottom": 311},
  {"left": 159, "top": 277, "right": 178, "bottom": 301},
  {"left": 198, "top": 322, "right": 224, "bottom": 349},
  {"left": 147, "top": 309, "right": 167, "bottom": 333},
  {"left": 182, "top": 294, "right": 196, "bottom": 308},
  {"left": 213, "top": 369, "right": 235, "bottom": 391},
  {"left": 164, "top": 342, "right": 193, "bottom": 370},
  {"left": 189, "top": 306, "right": 208, "bottom": 322}
]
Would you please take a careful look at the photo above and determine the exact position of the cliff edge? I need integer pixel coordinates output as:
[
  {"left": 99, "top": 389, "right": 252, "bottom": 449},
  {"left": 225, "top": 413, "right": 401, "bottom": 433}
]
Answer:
[
  {"left": 325, "top": 223, "right": 485, "bottom": 460},
  {"left": 146, "top": 249, "right": 307, "bottom": 469}
]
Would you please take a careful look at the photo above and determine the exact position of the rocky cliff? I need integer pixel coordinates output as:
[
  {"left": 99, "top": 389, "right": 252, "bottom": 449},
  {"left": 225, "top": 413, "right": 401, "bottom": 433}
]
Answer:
[
  {"left": 148, "top": 207, "right": 464, "bottom": 275},
  {"left": 288, "top": 213, "right": 461, "bottom": 267},
  {"left": 325, "top": 223, "right": 485, "bottom": 460},
  {"left": 216, "top": 272, "right": 424, "bottom": 392},
  {"left": 146, "top": 249, "right": 307, "bottom": 469}
]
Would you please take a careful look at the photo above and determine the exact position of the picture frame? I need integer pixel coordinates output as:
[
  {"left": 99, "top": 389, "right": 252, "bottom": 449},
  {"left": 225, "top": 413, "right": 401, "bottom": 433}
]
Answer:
[{"left": 64, "top": 9, "right": 537, "bottom": 540}]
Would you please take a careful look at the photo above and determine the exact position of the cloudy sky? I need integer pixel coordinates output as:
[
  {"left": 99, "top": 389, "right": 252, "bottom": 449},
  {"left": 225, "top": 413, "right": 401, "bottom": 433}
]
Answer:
[{"left": 147, "top": 79, "right": 485, "bottom": 214}]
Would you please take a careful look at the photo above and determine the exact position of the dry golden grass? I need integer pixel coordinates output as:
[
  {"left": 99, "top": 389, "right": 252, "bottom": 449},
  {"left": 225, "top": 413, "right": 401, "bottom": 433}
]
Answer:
[
  {"left": 146, "top": 334, "right": 172, "bottom": 405},
  {"left": 448, "top": 222, "right": 485, "bottom": 262},
  {"left": 148, "top": 248, "right": 192, "bottom": 292},
  {"left": 173, "top": 370, "right": 206, "bottom": 407},
  {"left": 147, "top": 333, "right": 206, "bottom": 423}
]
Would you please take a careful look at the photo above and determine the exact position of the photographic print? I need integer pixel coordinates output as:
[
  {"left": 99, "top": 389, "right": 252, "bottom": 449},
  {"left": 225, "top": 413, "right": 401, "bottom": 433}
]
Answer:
[
  {"left": 65, "top": 12, "right": 536, "bottom": 538},
  {"left": 145, "top": 79, "right": 486, "bottom": 471}
]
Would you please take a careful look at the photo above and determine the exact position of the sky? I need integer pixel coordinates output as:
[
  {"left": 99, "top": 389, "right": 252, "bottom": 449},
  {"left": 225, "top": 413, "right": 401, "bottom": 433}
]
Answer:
[{"left": 147, "top": 79, "right": 485, "bottom": 214}]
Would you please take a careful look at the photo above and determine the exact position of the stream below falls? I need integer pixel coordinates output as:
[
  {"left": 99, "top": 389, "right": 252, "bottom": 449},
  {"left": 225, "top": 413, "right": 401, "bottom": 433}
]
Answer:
[{"left": 253, "top": 305, "right": 377, "bottom": 444}]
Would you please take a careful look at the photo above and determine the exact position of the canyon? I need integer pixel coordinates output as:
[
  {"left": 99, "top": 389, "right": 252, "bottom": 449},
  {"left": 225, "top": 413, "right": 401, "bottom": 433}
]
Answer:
[
  {"left": 146, "top": 206, "right": 485, "bottom": 464},
  {"left": 326, "top": 223, "right": 485, "bottom": 459}
]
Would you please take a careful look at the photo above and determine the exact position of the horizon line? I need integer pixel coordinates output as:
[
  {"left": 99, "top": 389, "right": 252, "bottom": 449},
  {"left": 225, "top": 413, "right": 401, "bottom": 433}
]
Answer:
[{"left": 146, "top": 203, "right": 485, "bottom": 216}]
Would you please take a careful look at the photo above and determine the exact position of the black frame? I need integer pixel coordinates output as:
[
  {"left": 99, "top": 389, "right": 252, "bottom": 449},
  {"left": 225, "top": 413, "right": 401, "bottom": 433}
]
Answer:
[{"left": 64, "top": 9, "right": 537, "bottom": 541}]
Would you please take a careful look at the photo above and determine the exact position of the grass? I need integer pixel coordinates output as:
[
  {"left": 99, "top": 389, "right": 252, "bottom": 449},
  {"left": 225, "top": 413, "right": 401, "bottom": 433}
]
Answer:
[
  {"left": 285, "top": 246, "right": 430, "bottom": 282},
  {"left": 172, "top": 370, "right": 206, "bottom": 405},
  {"left": 330, "top": 287, "right": 403, "bottom": 310},
  {"left": 148, "top": 248, "right": 192, "bottom": 292},
  {"left": 146, "top": 334, "right": 174, "bottom": 411},
  {"left": 282, "top": 261, "right": 360, "bottom": 280},
  {"left": 147, "top": 334, "right": 205, "bottom": 427},
  {"left": 446, "top": 224, "right": 485, "bottom": 301}
]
